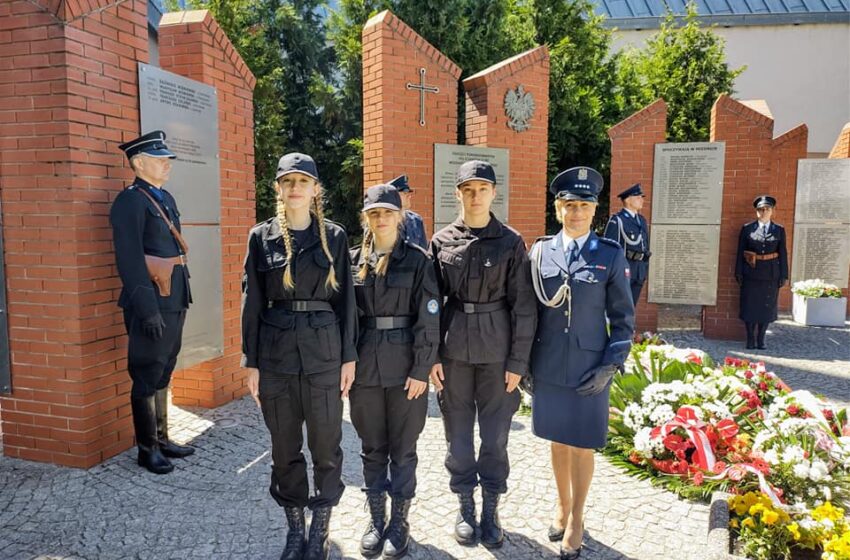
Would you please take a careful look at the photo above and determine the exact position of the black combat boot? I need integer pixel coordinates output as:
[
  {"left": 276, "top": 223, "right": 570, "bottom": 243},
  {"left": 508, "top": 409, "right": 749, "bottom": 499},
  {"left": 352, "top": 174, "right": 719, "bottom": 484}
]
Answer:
[
  {"left": 756, "top": 323, "right": 768, "bottom": 350},
  {"left": 480, "top": 489, "right": 504, "bottom": 549},
  {"left": 154, "top": 389, "right": 195, "bottom": 458},
  {"left": 360, "top": 492, "right": 386, "bottom": 558},
  {"left": 132, "top": 396, "right": 173, "bottom": 474},
  {"left": 281, "top": 506, "right": 306, "bottom": 560},
  {"left": 745, "top": 323, "right": 756, "bottom": 349},
  {"left": 454, "top": 492, "right": 478, "bottom": 545},
  {"left": 304, "top": 506, "right": 332, "bottom": 560},
  {"left": 382, "top": 498, "right": 411, "bottom": 559}
]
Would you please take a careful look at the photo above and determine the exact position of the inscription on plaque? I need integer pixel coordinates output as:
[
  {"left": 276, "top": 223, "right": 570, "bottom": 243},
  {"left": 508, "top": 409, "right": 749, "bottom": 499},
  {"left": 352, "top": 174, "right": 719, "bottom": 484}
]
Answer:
[
  {"left": 139, "top": 63, "right": 224, "bottom": 369},
  {"left": 433, "top": 144, "right": 509, "bottom": 231},
  {"left": 648, "top": 225, "right": 721, "bottom": 305},
  {"left": 791, "top": 225, "right": 850, "bottom": 287},
  {"left": 648, "top": 142, "right": 725, "bottom": 305},
  {"left": 652, "top": 143, "right": 725, "bottom": 224}
]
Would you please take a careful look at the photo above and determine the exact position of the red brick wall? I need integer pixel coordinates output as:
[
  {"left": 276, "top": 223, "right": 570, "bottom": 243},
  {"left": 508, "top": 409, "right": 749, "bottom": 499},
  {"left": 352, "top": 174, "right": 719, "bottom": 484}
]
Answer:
[
  {"left": 0, "top": 0, "right": 151, "bottom": 467},
  {"left": 158, "top": 11, "right": 256, "bottom": 408},
  {"left": 362, "top": 10, "right": 462, "bottom": 235},
  {"left": 702, "top": 95, "right": 807, "bottom": 340},
  {"left": 463, "top": 47, "right": 549, "bottom": 244},
  {"left": 607, "top": 99, "right": 667, "bottom": 334},
  {"left": 0, "top": 3, "right": 255, "bottom": 467},
  {"left": 827, "top": 123, "right": 850, "bottom": 313}
]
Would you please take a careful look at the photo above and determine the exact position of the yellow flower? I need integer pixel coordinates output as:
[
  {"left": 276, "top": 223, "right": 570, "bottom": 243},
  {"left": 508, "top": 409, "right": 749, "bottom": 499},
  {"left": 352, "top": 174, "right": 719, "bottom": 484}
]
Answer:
[
  {"left": 742, "top": 517, "right": 756, "bottom": 529},
  {"left": 729, "top": 518, "right": 739, "bottom": 529},
  {"left": 762, "top": 509, "right": 780, "bottom": 525},
  {"left": 749, "top": 503, "right": 765, "bottom": 517},
  {"left": 786, "top": 522, "right": 801, "bottom": 541}
]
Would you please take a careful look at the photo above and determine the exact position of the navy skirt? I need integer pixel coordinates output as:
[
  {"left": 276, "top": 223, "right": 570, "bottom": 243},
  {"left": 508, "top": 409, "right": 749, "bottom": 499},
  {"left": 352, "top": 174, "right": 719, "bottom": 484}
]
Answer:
[{"left": 531, "top": 380, "right": 611, "bottom": 449}]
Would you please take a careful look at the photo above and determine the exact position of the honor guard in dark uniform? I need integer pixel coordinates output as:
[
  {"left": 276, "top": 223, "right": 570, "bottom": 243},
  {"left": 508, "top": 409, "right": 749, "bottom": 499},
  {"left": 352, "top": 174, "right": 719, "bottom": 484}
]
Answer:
[
  {"left": 428, "top": 160, "right": 537, "bottom": 549},
  {"left": 111, "top": 130, "right": 194, "bottom": 475},
  {"left": 349, "top": 184, "right": 441, "bottom": 559},
  {"left": 389, "top": 175, "right": 428, "bottom": 249},
  {"left": 241, "top": 153, "right": 357, "bottom": 560},
  {"left": 528, "top": 167, "right": 634, "bottom": 559},
  {"left": 603, "top": 183, "right": 650, "bottom": 304},
  {"left": 735, "top": 195, "right": 788, "bottom": 350}
]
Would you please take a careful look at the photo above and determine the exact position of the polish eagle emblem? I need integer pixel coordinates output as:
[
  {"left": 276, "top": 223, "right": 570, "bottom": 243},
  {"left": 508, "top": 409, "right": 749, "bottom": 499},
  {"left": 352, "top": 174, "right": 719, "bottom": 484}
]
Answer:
[{"left": 504, "top": 85, "right": 535, "bottom": 132}]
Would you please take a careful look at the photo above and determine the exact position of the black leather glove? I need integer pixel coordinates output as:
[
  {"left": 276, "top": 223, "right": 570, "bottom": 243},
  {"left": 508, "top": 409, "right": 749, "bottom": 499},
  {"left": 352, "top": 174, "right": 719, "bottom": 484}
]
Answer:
[
  {"left": 576, "top": 364, "right": 618, "bottom": 396},
  {"left": 735, "top": 274, "right": 743, "bottom": 286},
  {"left": 141, "top": 314, "right": 166, "bottom": 341},
  {"left": 519, "top": 374, "right": 534, "bottom": 395}
]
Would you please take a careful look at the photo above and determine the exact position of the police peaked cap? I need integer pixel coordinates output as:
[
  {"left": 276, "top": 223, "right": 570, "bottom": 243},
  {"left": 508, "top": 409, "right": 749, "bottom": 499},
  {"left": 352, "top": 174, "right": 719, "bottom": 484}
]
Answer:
[
  {"left": 753, "top": 195, "right": 776, "bottom": 208},
  {"left": 617, "top": 183, "right": 644, "bottom": 200},
  {"left": 389, "top": 175, "right": 411, "bottom": 192},
  {"left": 550, "top": 166, "right": 604, "bottom": 201},
  {"left": 119, "top": 130, "right": 176, "bottom": 160}
]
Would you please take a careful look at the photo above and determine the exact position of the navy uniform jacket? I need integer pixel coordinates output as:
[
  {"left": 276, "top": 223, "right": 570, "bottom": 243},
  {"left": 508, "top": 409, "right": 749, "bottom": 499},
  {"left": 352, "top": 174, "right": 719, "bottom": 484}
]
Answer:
[
  {"left": 241, "top": 216, "right": 358, "bottom": 375},
  {"left": 735, "top": 221, "right": 788, "bottom": 283},
  {"left": 403, "top": 209, "right": 428, "bottom": 249},
  {"left": 529, "top": 232, "right": 634, "bottom": 388},
  {"left": 429, "top": 214, "right": 537, "bottom": 375},
  {"left": 110, "top": 178, "right": 191, "bottom": 321},
  {"left": 603, "top": 209, "right": 650, "bottom": 283},
  {"left": 350, "top": 240, "right": 440, "bottom": 386}
]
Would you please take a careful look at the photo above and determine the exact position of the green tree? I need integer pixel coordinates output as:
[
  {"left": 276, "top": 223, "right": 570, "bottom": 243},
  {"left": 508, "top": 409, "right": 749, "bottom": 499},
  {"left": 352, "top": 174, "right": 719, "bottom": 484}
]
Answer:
[{"left": 619, "top": 3, "right": 745, "bottom": 142}]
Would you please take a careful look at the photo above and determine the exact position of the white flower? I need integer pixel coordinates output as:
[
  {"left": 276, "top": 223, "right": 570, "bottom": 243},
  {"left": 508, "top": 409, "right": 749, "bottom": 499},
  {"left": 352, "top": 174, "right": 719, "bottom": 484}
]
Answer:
[
  {"left": 649, "top": 404, "right": 675, "bottom": 425},
  {"left": 782, "top": 445, "right": 806, "bottom": 464},
  {"left": 634, "top": 427, "right": 655, "bottom": 456},
  {"left": 793, "top": 463, "right": 810, "bottom": 479},
  {"left": 763, "top": 449, "right": 779, "bottom": 465},
  {"left": 623, "top": 403, "right": 646, "bottom": 431},
  {"left": 808, "top": 460, "right": 829, "bottom": 482}
]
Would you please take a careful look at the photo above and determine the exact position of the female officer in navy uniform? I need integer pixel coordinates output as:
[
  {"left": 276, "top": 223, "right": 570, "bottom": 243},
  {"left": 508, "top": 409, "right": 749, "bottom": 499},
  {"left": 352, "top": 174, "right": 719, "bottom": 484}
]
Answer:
[
  {"left": 241, "top": 153, "right": 357, "bottom": 560},
  {"left": 429, "top": 160, "right": 537, "bottom": 549},
  {"left": 528, "top": 167, "right": 634, "bottom": 559},
  {"left": 349, "top": 184, "right": 440, "bottom": 559},
  {"left": 111, "top": 130, "right": 194, "bottom": 476},
  {"left": 735, "top": 195, "right": 788, "bottom": 349}
]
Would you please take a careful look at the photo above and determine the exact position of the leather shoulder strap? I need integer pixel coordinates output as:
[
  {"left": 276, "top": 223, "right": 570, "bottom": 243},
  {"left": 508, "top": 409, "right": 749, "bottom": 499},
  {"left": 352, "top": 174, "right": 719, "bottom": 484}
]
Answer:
[{"left": 136, "top": 187, "right": 189, "bottom": 255}]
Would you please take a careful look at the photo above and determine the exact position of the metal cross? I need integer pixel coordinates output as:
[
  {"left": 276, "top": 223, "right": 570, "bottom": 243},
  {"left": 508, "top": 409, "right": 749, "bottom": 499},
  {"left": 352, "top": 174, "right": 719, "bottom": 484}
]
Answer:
[{"left": 406, "top": 67, "right": 439, "bottom": 127}]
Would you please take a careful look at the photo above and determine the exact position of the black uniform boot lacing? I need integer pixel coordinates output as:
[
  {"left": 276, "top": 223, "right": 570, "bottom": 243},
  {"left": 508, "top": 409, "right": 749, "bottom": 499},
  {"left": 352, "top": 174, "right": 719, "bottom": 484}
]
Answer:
[
  {"left": 454, "top": 492, "right": 478, "bottom": 545},
  {"left": 480, "top": 489, "right": 504, "bottom": 549},
  {"left": 281, "top": 506, "right": 306, "bottom": 560},
  {"left": 360, "top": 492, "right": 386, "bottom": 558},
  {"left": 382, "top": 498, "right": 411, "bottom": 558},
  {"left": 304, "top": 506, "right": 332, "bottom": 560}
]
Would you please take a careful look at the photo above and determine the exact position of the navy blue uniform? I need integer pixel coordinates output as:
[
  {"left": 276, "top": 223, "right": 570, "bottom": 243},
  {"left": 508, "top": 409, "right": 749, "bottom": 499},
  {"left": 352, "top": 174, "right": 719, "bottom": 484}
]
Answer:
[
  {"left": 110, "top": 178, "right": 191, "bottom": 399},
  {"left": 529, "top": 233, "right": 634, "bottom": 449},
  {"left": 603, "top": 209, "right": 650, "bottom": 304},
  {"left": 736, "top": 221, "right": 788, "bottom": 323},
  {"left": 403, "top": 209, "right": 428, "bottom": 249}
]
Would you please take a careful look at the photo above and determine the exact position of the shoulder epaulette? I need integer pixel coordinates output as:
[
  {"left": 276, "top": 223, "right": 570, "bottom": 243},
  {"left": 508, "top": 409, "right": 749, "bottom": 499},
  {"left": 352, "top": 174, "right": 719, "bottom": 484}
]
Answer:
[{"left": 598, "top": 237, "right": 622, "bottom": 249}]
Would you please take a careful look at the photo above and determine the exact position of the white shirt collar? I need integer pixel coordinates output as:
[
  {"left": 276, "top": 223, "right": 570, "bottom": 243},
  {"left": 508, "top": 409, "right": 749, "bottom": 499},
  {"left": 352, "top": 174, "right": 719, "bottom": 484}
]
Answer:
[
  {"left": 560, "top": 230, "right": 591, "bottom": 254},
  {"left": 758, "top": 220, "right": 771, "bottom": 230}
]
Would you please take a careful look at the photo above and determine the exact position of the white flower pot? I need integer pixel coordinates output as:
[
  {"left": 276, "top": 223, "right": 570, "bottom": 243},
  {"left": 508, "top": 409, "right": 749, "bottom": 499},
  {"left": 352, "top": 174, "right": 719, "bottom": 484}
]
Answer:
[{"left": 792, "top": 294, "right": 847, "bottom": 327}]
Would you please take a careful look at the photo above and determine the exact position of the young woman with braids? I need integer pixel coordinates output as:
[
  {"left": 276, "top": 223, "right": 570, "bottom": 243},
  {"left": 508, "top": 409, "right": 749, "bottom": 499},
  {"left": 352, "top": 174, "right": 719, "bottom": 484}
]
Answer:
[
  {"left": 348, "top": 184, "right": 440, "bottom": 559},
  {"left": 241, "top": 153, "right": 357, "bottom": 560}
]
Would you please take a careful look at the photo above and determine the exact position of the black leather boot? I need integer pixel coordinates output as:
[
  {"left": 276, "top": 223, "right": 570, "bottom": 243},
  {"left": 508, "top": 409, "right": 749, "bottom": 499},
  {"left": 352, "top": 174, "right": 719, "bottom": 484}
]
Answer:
[
  {"left": 304, "top": 506, "right": 331, "bottom": 560},
  {"left": 154, "top": 389, "right": 195, "bottom": 458},
  {"left": 281, "top": 506, "right": 306, "bottom": 560},
  {"left": 382, "top": 498, "right": 411, "bottom": 559},
  {"left": 360, "top": 492, "right": 386, "bottom": 558},
  {"left": 745, "top": 323, "right": 756, "bottom": 349},
  {"left": 480, "top": 489, "right": 504, "bottom": 549},
  {"left": 454, "top": 492, "right": 477, "bottom": 546},
  {"left": 132, "top": 396, "right": 173, "bottom": 474},
  {"left": 756, "top": 323, "right": 768, "bottom": 350}
]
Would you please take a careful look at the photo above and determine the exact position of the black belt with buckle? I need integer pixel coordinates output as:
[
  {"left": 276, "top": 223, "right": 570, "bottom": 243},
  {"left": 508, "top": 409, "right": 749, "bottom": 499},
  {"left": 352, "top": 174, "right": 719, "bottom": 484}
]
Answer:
[
  {"left": 363, "top": 316, "right": 414, "bottom": 329},
  {"left": 269, "top": 300, "right": 333, "bottom": 312},
  {"left": 626, "top": 250, "right": 650, "bottom": 262},
  {"left": 451, "top": 299, "right": 508, "bottom": 314}
]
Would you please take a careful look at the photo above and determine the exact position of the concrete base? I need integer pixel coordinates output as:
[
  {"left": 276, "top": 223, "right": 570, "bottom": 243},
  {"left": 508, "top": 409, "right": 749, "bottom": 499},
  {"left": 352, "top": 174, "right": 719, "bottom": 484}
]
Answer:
[{"left": 792, "top": 294, "right": 847, "bottom": 327}]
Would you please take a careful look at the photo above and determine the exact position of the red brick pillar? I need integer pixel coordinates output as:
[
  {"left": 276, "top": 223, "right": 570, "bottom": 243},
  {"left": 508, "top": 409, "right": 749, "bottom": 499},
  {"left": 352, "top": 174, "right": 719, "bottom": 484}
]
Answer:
[
  {"left": 157, "top": 11, "right": 256, "bottom": 408},
  {"left": 827, "top": 123, "right": 850, "bottom": 313},
  {"left": 362, "top": 10, "right": 462, "bottom": 235},
  {"left": 702, "top": 96, "right": 807, "bottom": 339},
  {"left": 462, "top": 47, "right": 549, "bottom": 243},
  {"left": 0, "top": 0, "right": 151, "bottom": 467},
  {"left": 607, "top": 99, "right": 667, "bottom": 334}
]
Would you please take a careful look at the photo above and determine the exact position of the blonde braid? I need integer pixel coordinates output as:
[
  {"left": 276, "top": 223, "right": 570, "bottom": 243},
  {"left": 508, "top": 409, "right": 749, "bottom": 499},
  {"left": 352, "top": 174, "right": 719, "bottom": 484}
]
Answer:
[
  {"left": 357, "top": 226, "right": 373, "bottom": 283},
  {"left": 275, "top": 196, "right": 296, "bottom": 291},
  {"left": 312, "top": 191, "right": 340, "bottom": 292}
]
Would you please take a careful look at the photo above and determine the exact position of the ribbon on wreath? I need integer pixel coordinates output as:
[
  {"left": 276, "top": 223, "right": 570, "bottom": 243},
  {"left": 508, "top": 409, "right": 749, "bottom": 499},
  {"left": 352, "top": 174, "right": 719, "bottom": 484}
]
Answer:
[
  {"left": 652, "top": 406, "right": 717, "bottom": 471},
  {"left": 707, "top": 463, "right": 784, "bottom": 506}
]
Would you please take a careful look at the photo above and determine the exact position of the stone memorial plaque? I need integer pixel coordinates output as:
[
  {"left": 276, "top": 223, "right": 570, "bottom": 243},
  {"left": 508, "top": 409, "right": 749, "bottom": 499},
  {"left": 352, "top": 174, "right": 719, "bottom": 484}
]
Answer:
[
  {"left": 0, "top": 199, "right": 9, "bottom": 393},
  {"left": 140, "top": 62, "right": 224, "bottom": 368},
  {"left": 794, "top": 159, "right": 850, "bottom": 224},
  {"left": 790, "top": 224, "right": 850, "bottom": 287},
  {"left": 652, "top": 142, "right": 725, "bottom": 225},
  {"left": 648, "top": 224, "right": 721, "bottom": 305},
  {"left": 139, "top": 62, "right": 220, "bottom": 224},
  {"left": 433, "top": 144, "right": 509, "bottom": 231}
]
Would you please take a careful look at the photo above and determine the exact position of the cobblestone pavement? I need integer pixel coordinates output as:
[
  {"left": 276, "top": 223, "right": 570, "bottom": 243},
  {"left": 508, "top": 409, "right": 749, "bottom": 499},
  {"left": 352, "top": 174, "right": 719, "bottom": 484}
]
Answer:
[{"left": 1, "top": 315, "right": 846, "bottom": 560}]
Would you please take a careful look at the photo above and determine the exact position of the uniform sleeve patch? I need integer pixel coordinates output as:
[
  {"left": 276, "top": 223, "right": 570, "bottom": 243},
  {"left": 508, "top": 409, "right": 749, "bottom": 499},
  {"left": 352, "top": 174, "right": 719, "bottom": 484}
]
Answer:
[{"left": 427, "top": 299, "right": 439, "bottom": 315}]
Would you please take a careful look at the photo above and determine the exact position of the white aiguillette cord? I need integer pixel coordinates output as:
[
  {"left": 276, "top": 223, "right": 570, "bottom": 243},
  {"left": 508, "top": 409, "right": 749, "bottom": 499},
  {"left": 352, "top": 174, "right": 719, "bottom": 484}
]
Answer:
[{"left": 530, "top": 244, "right": 572, "bottom": 327}]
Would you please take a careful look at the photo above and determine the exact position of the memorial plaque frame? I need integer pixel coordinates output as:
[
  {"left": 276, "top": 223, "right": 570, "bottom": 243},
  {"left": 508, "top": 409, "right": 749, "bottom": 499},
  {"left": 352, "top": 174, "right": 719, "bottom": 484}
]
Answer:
[
  {"left": 0, "top": 198, "right": 10, "bottom": 394},
  {"left": 648, "top": 224, "right": 721, "bottom": 305},
  {"left": 433, "top": 144, "right": 510, "bottom": 231},
  {"left": 651, "top": 142, "right": 725, "bottom": 224},
  {"left": 139, "top": 62, "right": 224, "bottom": 369}
]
